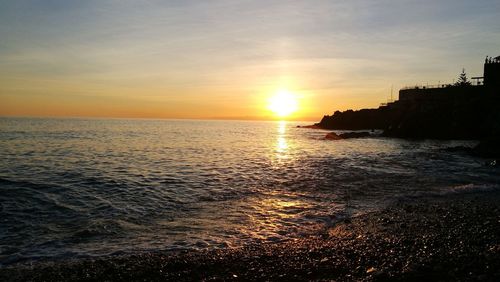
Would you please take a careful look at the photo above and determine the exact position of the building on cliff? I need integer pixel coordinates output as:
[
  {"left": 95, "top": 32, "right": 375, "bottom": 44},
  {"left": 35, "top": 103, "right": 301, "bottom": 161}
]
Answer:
[
  {"left": 484, "top": 56, "right": 500, "bottom": 89},
  {"left": 317, "top": 56, "right": 500, "bottom": 139},
  {"left": 398, "top": 56, "right": 500, "bottom": 103}
]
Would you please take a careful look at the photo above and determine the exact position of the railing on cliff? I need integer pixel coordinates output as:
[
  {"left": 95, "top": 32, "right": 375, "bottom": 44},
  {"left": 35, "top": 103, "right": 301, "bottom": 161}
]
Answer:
[{"left": 401, "top": 81, "right": 483, "bottom": 91}]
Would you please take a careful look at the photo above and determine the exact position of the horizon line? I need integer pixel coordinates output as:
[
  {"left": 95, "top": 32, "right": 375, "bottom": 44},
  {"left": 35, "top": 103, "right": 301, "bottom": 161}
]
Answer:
[{"left": 0, "top": 114, "right": 319, "bottom": 123}]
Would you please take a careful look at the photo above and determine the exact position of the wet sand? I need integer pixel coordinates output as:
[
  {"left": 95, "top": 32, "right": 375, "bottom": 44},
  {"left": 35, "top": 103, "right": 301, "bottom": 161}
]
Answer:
[{"left": 1, "top": 191, "right": 499, "bottom": 281}]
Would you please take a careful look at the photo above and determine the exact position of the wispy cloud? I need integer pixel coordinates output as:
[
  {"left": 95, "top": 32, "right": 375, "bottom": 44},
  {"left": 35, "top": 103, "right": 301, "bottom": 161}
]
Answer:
[{"left": 1, "top": 0, "right": 500, "bottom": 119}]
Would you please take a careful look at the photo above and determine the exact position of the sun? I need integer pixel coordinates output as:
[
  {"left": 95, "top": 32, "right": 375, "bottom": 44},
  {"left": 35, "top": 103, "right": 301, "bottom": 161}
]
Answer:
[{"left": 268, "top": 90, "right": 298, "bottom": 118}]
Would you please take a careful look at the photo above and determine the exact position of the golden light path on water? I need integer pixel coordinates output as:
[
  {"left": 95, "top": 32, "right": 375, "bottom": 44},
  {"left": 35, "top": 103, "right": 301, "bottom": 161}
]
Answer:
[
  {"left": 243, "top": 121, "right": 315, "bottom": 241},
  {"left": 163, "top": 120, "right": 319, "bottom": 246},
  {"left": 276, "top": 121, "right": 288, "bottom": 155}
]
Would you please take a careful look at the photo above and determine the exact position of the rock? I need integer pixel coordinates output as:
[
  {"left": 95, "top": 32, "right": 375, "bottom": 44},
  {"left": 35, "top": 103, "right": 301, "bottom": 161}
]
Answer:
[
  {"left": 297, "top": 125, "right": 321, "bottom": 129},
  {"left": 473, "top": 138, "right": 500, "bottom": 158},
  {"left": 318, "top": 90, "right": 500, "bottom": 140},
  {"left": 325, "top": 131, "right": 370, "bottom": 140},
  {"left": 325, "top": 132, "right": 341, "bottom": 140},
  {"left": 339, "top": 132, "right": 371, "bottom": 139},
  {"left": 318, "top": 108, "right": 391, "bottom": 130},
  {"left": 366, "top": 267, "right": 377, "bottom": 274}
]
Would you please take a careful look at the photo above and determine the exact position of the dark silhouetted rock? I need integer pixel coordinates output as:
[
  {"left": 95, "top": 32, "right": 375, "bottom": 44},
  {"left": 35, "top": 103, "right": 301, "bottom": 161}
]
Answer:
[
  {"left": 325, "top": 131, "right": 371, "bottom": 140},
  {"left": 317, "top": 108, "right": 393, "bottom": 131},
  {"left": 339, "top": 132, "right": 370, "bottom": 139},
  {"left": 473, "top": 138, "right": 500, "bottom": 158},
  {"left": 297, "top": 125, "right": 321, "bottom": 129},
  {"left": 314, "top": 57, "right": 500, "bottom": 140},
  {"left": 316, "top": 93, "right": 500, "bottom": 140},
  {"left": 325, "top": 132, "right": 341, "bottom": 140}
]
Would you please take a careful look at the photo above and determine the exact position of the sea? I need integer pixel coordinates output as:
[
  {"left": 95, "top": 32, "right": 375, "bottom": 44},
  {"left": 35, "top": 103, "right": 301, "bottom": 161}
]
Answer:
[{"left": 0, "top": 117, "right": 498, "bottom": 266}]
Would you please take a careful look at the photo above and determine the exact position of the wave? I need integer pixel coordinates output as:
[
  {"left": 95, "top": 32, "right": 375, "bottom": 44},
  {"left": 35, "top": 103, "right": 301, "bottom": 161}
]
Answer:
[{"left": 392, "top": 183, "right": 500, "bottom": 203}]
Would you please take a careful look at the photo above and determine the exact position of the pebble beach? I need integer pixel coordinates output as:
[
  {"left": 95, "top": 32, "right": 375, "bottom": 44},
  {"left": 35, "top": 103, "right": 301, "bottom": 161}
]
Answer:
[{"left": 2, "top": 190, "right": 499, "bottom": 281}]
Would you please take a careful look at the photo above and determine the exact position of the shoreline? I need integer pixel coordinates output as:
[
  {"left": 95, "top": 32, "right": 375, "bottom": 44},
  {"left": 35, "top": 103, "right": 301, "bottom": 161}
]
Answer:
[{"left": 1, "top": 190, "right": 499, "bottom": 281}]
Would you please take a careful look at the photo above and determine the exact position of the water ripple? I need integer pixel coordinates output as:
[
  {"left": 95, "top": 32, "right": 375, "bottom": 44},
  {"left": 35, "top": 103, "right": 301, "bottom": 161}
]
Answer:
[{"left": 0, "top": 118, "right": 499, "bottom": 265}]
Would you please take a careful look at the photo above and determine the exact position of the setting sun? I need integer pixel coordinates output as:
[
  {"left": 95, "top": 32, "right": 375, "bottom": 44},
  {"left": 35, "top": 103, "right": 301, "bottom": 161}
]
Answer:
[{"left": 268, "top": 90, "right": 298, "bottom": 118}]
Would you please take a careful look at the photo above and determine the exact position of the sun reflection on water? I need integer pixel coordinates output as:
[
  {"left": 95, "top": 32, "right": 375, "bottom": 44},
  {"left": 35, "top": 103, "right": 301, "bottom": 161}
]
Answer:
[
  {"left": 275, "top": 121, "right": 289, "bottom": 157},
  {"left": 276, "top": 137, "right": 288, "bottom": 153},
  {"left": 277, "top": 121, "right": 286, "bottom": 134},
  {"left": 235, "top": 122, "right": 321, "bottom": 241}
]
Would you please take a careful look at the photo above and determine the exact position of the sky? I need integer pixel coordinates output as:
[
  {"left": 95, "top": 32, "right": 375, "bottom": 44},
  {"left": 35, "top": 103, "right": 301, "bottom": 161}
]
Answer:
[{"left": 1, "top": 0, "right": 499, "bottom": 121}]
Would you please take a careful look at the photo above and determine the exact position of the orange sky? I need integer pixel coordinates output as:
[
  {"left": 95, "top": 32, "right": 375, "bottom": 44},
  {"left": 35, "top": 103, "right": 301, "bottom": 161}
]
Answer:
[{"left": 1, "top": 1, "right": 499, "bottom": 121}]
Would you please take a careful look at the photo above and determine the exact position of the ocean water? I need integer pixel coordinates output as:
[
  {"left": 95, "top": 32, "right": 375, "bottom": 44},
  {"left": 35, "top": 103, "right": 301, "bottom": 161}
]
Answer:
[{"left": 0, "top": 117, "right": 498, "bottom": 265}]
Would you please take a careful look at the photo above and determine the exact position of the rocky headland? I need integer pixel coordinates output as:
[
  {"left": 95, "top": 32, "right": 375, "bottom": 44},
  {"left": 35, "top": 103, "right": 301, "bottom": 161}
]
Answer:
[
  {"left": 313, "top": 66, "right": 500, "bottom": 157},
  {"left": 315, "top": 89, "right": 500, "bottom": 158},
  {"left": 316, "top": 92, "right": 500, "bottom": 140},
  {"left": 316, "top": 57, "right": 500, "bottom": 143}
]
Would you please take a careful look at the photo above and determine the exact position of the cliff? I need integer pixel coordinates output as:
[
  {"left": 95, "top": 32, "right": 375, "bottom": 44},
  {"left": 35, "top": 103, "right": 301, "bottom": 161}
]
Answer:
[
  {"left": 317, "top": 91, "right": 500, "bottom": 140},
  {"left": 317, "top": 56, "right": 500, "bottom": 140}
]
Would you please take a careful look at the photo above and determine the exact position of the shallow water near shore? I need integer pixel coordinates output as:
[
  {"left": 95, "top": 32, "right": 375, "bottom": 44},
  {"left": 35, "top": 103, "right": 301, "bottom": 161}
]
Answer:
[{"left": 0, "top": 117, "right": 499, "bottom": 266}]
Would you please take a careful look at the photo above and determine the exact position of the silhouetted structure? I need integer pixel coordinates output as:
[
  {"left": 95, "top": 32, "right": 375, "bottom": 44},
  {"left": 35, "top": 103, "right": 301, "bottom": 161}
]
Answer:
[
  {"left": 484, "top": 56, "right": 500, "bottom": 89},
  {"left": 317, "top": 56, "right": 500, "bottom": 139},
  {"left": 399, "top": 56, "right": 499, "bottom": 102}
]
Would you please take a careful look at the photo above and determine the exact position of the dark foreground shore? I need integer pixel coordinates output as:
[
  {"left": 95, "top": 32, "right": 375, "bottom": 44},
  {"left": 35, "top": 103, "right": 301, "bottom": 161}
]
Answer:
[{"left": 1, "top": 191, "right": 499, "bottom": 281}]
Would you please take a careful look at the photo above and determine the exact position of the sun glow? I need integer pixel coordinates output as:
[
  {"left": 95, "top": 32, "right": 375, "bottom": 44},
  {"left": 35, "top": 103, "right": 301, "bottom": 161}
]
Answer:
[{"left": 268, "top": 90, "right": 298, "bottom": 118}]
